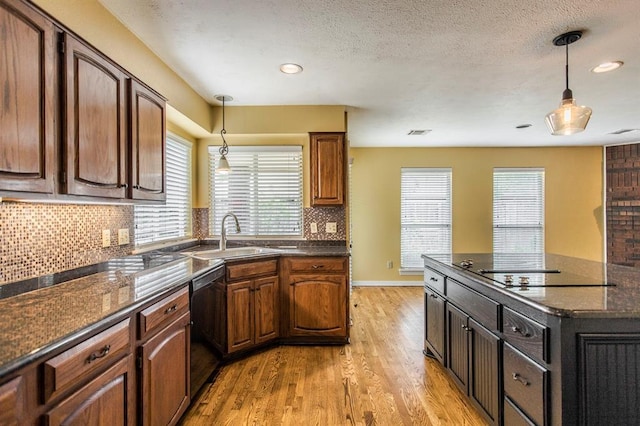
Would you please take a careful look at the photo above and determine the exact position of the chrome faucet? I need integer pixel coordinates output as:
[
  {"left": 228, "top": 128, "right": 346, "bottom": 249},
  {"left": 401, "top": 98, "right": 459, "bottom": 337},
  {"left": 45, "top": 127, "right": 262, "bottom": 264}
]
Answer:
[{"left": 220, "top": 213, "right": 241, "bottom": 250}]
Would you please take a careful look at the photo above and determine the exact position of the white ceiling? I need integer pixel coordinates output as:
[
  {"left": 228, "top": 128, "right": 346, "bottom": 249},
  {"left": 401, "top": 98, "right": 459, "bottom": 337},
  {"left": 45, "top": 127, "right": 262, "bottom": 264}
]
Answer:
[{"left": 99, "top": 0, "right": 640, "bottom": 147}]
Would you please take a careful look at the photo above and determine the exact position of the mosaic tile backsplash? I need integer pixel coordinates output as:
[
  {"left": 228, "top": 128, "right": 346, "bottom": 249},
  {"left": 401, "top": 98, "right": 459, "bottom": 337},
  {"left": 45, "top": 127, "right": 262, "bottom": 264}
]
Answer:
[
  {"left": 0, "top": 203, "right": 346, "bottom": 286},
  {"left": 0, "top": 203, "right": 133, "bottom": 285}
]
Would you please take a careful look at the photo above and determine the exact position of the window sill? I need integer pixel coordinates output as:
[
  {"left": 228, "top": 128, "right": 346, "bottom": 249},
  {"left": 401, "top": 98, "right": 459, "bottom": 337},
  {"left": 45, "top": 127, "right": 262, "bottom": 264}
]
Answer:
[
  {"left": 399, "top": 268, "right": 423, "bottom": 276},
  {"left": 132, "top": 238, "right": 198, "bottom": 254}
]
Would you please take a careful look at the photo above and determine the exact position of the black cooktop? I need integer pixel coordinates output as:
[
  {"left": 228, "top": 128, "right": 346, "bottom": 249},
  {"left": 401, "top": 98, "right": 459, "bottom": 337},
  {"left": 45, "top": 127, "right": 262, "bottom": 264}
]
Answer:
[{"left": 447, "top": 253, "right": 614, "bottom": 288}]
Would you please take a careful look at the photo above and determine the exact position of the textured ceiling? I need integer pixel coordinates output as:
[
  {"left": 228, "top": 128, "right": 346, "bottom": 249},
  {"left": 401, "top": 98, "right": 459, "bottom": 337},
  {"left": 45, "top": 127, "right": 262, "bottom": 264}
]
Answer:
[{"left": 99, "top": 0, "right": 640, "bottom": 147}]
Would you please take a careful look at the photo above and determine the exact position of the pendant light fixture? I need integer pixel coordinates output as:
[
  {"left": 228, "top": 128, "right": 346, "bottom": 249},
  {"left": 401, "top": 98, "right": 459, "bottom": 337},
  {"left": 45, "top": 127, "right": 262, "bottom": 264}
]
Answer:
[
  {"left": 215, "top": 95, "right": 233, "bottom": 174},
  {"left": 545, "top": 31, "right": 592, "bottom": 135}
]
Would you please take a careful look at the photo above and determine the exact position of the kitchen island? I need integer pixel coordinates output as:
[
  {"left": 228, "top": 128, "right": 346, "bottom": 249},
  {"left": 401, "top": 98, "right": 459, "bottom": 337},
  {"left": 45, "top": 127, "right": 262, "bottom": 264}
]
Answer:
[{"left": 423, "top": 253, "right": 640, "bottom": 426}]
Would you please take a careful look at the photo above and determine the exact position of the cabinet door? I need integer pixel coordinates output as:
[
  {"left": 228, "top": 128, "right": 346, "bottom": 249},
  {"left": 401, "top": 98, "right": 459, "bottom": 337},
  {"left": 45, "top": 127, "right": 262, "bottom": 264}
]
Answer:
[
  {"left": 0, "top": 376, "right": 24, "bottom": 425},
  {"left": 288, "top": 274, "right": 347, "bottom": 337},
  {"left": 425, "top": 289, "right": 446, "bottom": 364},
  {"left": 63, "top": 33, "right": 127, "bottom": 198},
  {"left": 446, "top": 303, "right": 469, "bottom": 393},
  {"left": 227, "top": 280, "right": 254, "bottom": 353},
  {"left": 310, "top": 132, "right": 344, "bottom": 206},
  {"left": 254, "top": 276, "right": 279, "bottom": 345},
  {"left": 469, "top": 318, "right": 500, "bottom": 424},
  {"left": 0, "top": 0, "right": 55, "bottom": 193},
  {"left": 139, "top": 311, "right": 190, "bottom": 426},
  {"left": 45, "top": 355, "right": 135, "bottom": 426},
  {"left": 129, "top": 79, "right": 165, "bottom": 201}
]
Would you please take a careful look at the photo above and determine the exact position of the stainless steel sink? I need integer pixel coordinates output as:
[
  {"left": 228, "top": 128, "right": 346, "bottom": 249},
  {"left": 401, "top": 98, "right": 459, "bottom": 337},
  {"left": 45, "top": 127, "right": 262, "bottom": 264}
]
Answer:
[{"left": 184, "top": 246, "right": 280, "bottom": 260}]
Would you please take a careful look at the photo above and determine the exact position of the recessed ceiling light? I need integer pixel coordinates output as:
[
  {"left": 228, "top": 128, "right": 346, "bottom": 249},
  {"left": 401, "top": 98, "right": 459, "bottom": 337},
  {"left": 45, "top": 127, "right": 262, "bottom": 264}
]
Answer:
[
  {"left": 515, "top": 124, "right": 532, "bottom": 129},
  {"left": 591, "top": 61, "right": 624, "bottom": 73},
  {"left": 280, "top": 63, "right": 303, "bottom": 74}
]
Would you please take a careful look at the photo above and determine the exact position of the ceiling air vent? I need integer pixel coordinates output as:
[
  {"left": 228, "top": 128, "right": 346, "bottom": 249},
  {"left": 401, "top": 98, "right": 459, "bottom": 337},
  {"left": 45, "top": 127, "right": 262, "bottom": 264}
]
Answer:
[
  {"left": 407, "top": 130, "right": 431, "bottom": 135},
  {"left": 609, "top": 129, "right": 640, "bottom": 135}
]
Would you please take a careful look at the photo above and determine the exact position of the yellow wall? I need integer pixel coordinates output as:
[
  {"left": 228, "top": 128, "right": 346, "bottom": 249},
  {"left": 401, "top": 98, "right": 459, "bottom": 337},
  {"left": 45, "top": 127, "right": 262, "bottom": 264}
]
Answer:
[
  {"left": 195, "top": 106, "right": 346, "bottom": 208},
  {"left": 350, "top": 147, "right": 604, "bottom": 282},
  {"left": 33, "top": 0, "right": 212, "bottom": 133}
]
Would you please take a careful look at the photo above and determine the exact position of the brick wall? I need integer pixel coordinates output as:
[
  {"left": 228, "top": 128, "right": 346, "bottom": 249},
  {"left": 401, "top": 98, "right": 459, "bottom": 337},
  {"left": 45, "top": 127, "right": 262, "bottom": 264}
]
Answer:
[{"left": 606, "top": 143, "right": 640, "bottom": 266}]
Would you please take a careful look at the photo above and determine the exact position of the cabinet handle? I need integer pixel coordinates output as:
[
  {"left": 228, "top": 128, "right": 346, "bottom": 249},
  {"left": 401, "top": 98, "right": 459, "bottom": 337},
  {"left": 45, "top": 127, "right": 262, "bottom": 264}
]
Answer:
[
  {"left": 86, "top": 345, "right": 111, "bottom": 363},
  {"left": 511, "top": 326, "right": 532, "bottom": 338},
  {"left": 512, "top": 373, "right": 530, "bottom": 386},
  {"left": 429, "top": 277, "right": 439, "bottom": 282},
  {"left": 461, "top": 324, "right": 470, "bottom": 331},
  {"left": 312, "top": 265, "right": 323, "bottom": 269},
  {"left": 429, "top": 293, "right": 438, "bottom": 299},
  {"left": 164, "top": 304, "right": 178, "bottom": 314},
  {"left": 118, "top": 183, "right": 129, "bottom": 189},
  {"left": 133, "top": 185, "right": 140, "bottom": 190}
]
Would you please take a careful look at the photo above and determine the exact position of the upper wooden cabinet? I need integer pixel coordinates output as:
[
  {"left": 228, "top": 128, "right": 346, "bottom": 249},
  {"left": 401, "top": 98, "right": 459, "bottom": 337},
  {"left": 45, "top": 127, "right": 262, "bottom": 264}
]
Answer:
[
  {"left": 0, "top": 0, "right": 166, "bottom": 201},
  {"left": 0, "top": 0, "right": 55, "bottom": 194},
  {"left": 310, "top": 132, "right": 345, "bottom": 206},
  {"left": 130, "top": 80, "right": 166, "bottom": 201},
  {"left": 62, "top": 33, "right": 128, "bottom": 199}
]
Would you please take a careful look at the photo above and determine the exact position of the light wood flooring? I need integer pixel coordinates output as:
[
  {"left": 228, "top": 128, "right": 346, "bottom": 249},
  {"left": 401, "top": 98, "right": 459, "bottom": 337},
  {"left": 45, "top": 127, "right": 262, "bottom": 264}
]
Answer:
[{"left": 180, "top": 286, "right": 488, "bottom": 425}]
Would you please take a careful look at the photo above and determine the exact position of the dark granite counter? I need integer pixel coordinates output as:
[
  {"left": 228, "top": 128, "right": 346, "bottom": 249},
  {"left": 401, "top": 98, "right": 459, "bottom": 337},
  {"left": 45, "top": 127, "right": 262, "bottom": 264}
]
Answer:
[
  {"left": 422, "top": 253, "right": 640, "bottom": 318},
  {"left": 0, "top": 254, "right": 223, "bottom": 378}
]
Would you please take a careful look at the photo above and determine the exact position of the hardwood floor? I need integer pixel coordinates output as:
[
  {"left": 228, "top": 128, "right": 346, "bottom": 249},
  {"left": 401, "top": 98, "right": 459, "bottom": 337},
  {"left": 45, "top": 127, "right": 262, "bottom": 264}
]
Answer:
[{"left": 180, "top": 286, "right": 488, "bottom": 425}]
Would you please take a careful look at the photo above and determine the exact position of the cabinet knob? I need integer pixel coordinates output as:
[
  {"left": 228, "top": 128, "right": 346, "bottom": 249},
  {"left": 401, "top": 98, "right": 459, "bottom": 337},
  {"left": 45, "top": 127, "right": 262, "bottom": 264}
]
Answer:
[
  {"left": 86, "top": 345, "right": 111, "bottom": 363},
  {"left": 512, "top": 373, "right": 530, "bottom": 386},
  {"left": 164, "top": 304, "right": 178, "bottom": 314},
  {"left": 511, "top": 326, "right": 532, "bottom": 338}
]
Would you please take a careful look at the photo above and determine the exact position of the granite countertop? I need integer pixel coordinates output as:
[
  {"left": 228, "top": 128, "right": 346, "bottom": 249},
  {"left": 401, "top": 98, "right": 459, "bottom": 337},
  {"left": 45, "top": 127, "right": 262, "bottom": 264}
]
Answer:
[
  {"left": 0, "top": 243, "right": 350, "bottom": 378},
  {"left": 422, "top": 253, "right": 640, "bottom": 318},
  {"left": 0, "top": 254, "right": 222, "bottom": 378}
]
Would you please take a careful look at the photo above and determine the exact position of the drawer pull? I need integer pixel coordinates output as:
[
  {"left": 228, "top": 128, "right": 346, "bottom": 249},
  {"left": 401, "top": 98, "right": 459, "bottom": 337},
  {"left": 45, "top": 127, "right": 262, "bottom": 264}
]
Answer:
[
  {"left": 429, "top": 293, "right": 438, "bottom": 299},
  {"left": 512, "top": 373, "right": 530, "bottom": 386},
  {"left": 511, "top": 326, "right": 532, "bottom": 338},
  {"left": 429, "top": 277, "right": 439, "bottom": 282},
  {"left": 164, "top": 304, "right": 178, "bottom": 314},
  {"left": 86, "top": 345, "right": 111, "bottom": 363},
  {"left": 312, "top": 265, "right": 323, "bottom": 269},
  {"left": 461, "top": 324, "right": 470, "bottom": 331}
]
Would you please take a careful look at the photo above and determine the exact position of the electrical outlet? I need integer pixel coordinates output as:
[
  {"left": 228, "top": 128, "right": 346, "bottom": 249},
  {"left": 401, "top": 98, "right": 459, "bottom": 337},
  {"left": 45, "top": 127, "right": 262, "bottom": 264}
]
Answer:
[
  {"left": 101, "top": 230, "right": 111, "bottom": 248},
  {"left": 326, "top": 222, "right": 337, "bottom": 233},
  {"left": 387, "top": 260, "right": 393, "bottom": 269},
  {"left": 310, "top": 222, "right": 318, "bottom": 233},
  {"left": 118, "top": 228, "right": 130, "bottom": 245}
]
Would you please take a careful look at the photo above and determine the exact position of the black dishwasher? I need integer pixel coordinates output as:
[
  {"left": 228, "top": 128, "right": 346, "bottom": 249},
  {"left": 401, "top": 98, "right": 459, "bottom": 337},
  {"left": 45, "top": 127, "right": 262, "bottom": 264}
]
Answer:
[{"left": 190, "top": 265, "right": 225, "bottom": 397}]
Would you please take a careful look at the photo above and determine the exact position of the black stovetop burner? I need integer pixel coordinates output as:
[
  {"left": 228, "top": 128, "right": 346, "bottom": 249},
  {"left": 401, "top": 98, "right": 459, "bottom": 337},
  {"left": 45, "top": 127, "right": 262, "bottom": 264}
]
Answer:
[{"left": 448, "top": 253, "right": 614, "bottom": 288}]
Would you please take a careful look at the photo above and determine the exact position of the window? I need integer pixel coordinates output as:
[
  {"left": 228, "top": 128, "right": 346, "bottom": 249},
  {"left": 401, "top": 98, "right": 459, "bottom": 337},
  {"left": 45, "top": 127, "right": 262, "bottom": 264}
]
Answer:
[
  {"left": 134, "top": 135, "right": 192, "bottom": 245},
  {"left": 209, "top": 146, "right": 303, "bottom": 237},
  {"left": 400, "top": 168, "right": 452, "bottom": 269},
  {"left": 493, "top": 168, "right": 544, "bottom": 254}
]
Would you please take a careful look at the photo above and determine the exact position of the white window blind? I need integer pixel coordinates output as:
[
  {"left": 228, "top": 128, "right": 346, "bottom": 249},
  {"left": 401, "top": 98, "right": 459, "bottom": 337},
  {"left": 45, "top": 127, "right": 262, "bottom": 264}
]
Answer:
[
  {"left": 209, "top": 146, "right": 303, "bottom": 237},
  {"left": 493, "top": 168, "right": 544, "bottom": 254},
  {"left": 134, "top": 135, "right": 192, "bottom": 245},
  {"left": 401, "top": 168, "right": 452, "bottom": 268}
]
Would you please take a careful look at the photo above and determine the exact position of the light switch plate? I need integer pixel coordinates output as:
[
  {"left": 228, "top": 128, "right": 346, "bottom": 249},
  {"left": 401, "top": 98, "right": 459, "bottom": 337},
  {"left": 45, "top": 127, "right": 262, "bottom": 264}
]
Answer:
[
  {"left": 118, "top": 228, "right": 130, "bottom": 245},
  {"left": 326, "top": 222, "right": 337, "bottom": 233},
  {"left": 102, "top": 230, "right": 111, "bottom": 247}
]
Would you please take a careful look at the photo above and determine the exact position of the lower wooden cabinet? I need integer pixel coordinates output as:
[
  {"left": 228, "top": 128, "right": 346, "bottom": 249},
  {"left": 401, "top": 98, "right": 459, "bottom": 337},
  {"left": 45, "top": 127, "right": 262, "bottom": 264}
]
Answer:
[
  {"left": 446, "top": 303, "right": 500, "bottom": 424},
  {"left": 281, "top": 256, "right": 349, "bottom": 342},
  {"left": 227, "top": 276, "right": 279, "bottom": 353},
  {"left": 138, "top": 298, "right": 190, "bottom": 426},
  {"left": 0, "top": 376, "right": 24, "bottom": 425},
  {"left": 424, "top": 286, "right": 446, "bottom": 364},
  {"left": 44, "top": 355, "right": 135, "bottom": 426}
]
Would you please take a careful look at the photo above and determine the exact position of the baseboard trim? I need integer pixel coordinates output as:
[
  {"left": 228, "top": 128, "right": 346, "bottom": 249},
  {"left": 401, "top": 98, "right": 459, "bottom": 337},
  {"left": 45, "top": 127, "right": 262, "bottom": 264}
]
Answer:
[{"left": 352, "top": 280, "right": 423, "bottom": 287}]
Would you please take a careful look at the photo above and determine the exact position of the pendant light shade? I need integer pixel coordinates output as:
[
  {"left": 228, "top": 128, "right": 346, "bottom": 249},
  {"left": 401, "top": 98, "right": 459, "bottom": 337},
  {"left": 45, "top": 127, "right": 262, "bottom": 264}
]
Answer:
[
  {"left": 545, "top": 31, "right": 592, "bottom": 136},
  {"left": 215, "top": 95, "right": 233, "bottom": 173}
]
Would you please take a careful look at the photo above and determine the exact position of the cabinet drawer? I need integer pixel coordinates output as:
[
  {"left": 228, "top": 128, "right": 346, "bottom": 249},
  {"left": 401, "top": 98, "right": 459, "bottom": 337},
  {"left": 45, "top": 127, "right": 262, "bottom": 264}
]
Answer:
[
  {"left": 503, "top": 307, "right": 549, "bottom": 363},
  {"left": 286, "top": 257, "right": 347, "bottom": 274},
  {"left": 503, "top": 343, "right": 547, "bottom": 426},
  {"left": 447, "top": 279, "right": 499, "bottom": 331},
  {"left": 43, "top": 318, "right": 131, "bottom": 403},
  {"left": 504, "top": 397, "right": 537, "bottom": 426},
  {"left": 139, "top": 287, "right": 189, "bottom": 339},
  {"left": 424, "top": 267, "right": 445, "bottom": 295},
  {"left": 226, "top": 259, "right": 278, "bottom": 281}
]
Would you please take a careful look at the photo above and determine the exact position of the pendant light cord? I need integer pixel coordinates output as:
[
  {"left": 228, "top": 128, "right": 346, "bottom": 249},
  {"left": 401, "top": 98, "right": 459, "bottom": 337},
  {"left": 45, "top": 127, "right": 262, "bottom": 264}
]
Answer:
[
  {"left": 565, "top": 42, "right": 569, "bottom": 91},
  {"left": 219, "top": 97, "right": 229, "bottom": 157}
]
